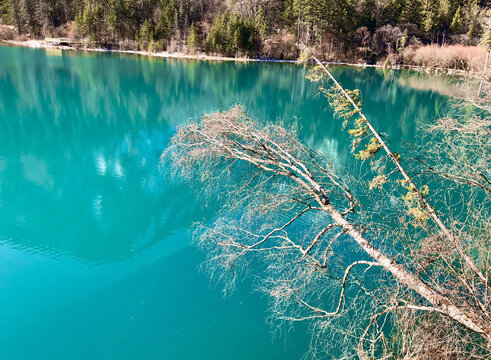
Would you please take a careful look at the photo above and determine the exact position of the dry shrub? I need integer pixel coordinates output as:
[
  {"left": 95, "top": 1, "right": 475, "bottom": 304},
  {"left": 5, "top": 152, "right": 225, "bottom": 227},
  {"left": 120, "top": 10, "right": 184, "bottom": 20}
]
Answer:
[
  {"left": 0, "top": 24, "right": 16, "bottom": 41},
  {"left": 402, "top": 45, "right": 487, "bottom": 71},
  {"left": 51, "top": 21, "right": 74, "bottom": 38},
  {"left": 401, "top": 46, "right": 416, "bottom": 65},
  {"left": 261, "top": 32, "right": 298, "bottom": 60},
  {"left": 393, "top": 310, "right": 489, "bottom": 360},
  {"left": 16, "top": 34, "right": 28, "bottom": 42},
  {"left": 167, "top": 38, "right": 184, "bottom": 53},
  {"left": 64, "top": 21, "right": 75, "bottom": 39},
  {"left": 373, "top": 25, "right": 403, "bottom": 56},
  {"left": 320, "top": 32, "right": 350, "bottom": 61},
  {"left": 449, "top": 34, "right": 475, "bottom": 46},
  {"left": 117, "top": 39, "right": 140, "bottom": 51}
]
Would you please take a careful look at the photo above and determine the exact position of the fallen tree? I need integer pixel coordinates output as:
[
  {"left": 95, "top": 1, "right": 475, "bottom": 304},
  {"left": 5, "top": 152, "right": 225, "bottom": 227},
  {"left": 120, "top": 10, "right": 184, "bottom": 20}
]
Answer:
[{"left": 164, "top": 66, "right": 490, "bottom": 358}]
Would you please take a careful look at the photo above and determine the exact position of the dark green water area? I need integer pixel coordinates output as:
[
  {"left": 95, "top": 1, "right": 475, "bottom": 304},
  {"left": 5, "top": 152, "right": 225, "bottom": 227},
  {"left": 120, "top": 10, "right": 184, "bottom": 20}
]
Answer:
[{"left": 0, "top": 45, "right": 455, "bottom": 359}]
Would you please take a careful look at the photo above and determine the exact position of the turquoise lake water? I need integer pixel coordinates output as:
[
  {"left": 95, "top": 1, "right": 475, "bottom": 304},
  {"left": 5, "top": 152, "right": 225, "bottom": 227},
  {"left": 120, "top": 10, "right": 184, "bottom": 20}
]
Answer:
[{"left": 0, "top": 45, "right": 453, "bottom": 359}]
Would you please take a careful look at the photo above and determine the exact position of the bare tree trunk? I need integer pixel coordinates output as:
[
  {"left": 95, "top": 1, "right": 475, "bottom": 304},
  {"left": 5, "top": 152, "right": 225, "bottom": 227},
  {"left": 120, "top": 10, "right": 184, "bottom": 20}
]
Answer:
[
  {"left": 323, "top": 201, "right": 491, "bottom": 340},
  {"left": 170, "top": 105, "right": 491, "bottom": 341},
  {"left": 305, "top": 48, "right": 489, "bottom": 288},
  {"left": 478, "top": 51, "right": 489, "bottom": 97}
]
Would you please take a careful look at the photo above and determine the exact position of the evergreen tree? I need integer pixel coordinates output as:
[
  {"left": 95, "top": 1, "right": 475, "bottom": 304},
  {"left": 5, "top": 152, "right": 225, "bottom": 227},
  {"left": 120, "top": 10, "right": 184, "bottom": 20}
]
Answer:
[
  {"left": 105, "top": 0, "right": 118, "bottom": 39},
  {"left": 357, "top": 0, "right": 377, "bottom": 32},
  {"left": 421, "top": 0, "right": 438, "bottom": 38},
  {"left": 464, "top": 0, "right": 483, "bottom": 38},
  {"left": 206, "top": 11, "right": 227, "bottom": 53},
  {"left": 399, "top": 0, "right": 422, "bottom": 28},
  {"left": 139, "top": 20, "right": 153, "bottom": 51},
  {"left": 280, "top": 0, "right": 296, "bottom": 30},
  {"left": 450, "top": 6, "right": 464, "bottom": 33},
  {"left": 155, "top": 0, "right": 178, "bottom": 44},
  {"left": 254, "top": 5, "right": 268, "bottom": 38},
  {"left": 379, "top": 0, "right": 403, "bottom": 26},
  {"left": 186, "top": 22, "right": 200, "bottom": 52},
  {"left": 438, "top": 0, "right": 455, "bottom": 30}
]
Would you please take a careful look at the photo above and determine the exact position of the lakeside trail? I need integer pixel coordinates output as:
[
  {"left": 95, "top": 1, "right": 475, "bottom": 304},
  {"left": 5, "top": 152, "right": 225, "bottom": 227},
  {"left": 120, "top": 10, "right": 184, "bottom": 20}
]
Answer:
[{"left": 0, "top": 39, "right": 472, "bottom": 76}]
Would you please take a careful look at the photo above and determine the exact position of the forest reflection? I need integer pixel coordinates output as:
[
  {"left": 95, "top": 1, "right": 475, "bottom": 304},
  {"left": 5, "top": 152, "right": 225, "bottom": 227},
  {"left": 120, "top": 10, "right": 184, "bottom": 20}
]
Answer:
[{"left": 0, "top": 45, "right": 451, "bottom": 263}]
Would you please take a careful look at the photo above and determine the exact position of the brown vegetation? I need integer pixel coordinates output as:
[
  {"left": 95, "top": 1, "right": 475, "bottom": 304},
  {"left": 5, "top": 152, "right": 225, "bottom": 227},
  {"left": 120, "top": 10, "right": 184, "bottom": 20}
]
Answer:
[
  {"left": 0, "top": 24, "right": 15, "bottom": 40},
  {"left": 402, "top": 44, "right": 488, "bottom": 71},
  {"left": 260, "top": 32, "right": 298, "bottom": 60}
]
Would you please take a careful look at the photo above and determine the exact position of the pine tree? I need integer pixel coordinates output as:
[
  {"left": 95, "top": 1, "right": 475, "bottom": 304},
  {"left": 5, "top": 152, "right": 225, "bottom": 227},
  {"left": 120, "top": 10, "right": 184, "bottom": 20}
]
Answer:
[
  {"left": 421, "top": 0, "right": 438, "bottom": 39},
  {"left": 254, "top": 5, "right": 268, "bottom": 38},
  {"left": 357, "top": 0, "right": 377, "bottom": 32},
  {"left": 186, "top": 22, "right": 200, "bottom": 53},
  {"left": 379, "top": 0, "right": 403, "bottom": 27},
  {"left": 450, "top": 6, "right": 463, "bottom": 33},
  {"left": 206, "top": 11, "right": 227, "bottom": 54},
  {"left": 19, "top": 0, "right": 40, "bottom": 37},
  {"left": 399, "top": 0, "right": 422, "bottom": 27},
  {"left": 0, "top": 0, "right": 23, "bottom": 34},
  {"left": 139, "top": 20, "right": 153, "bottom": 51},
  {"left": 105, "top": 0, "right": 118, "bottom": 39},
  {"left": 438, "top": 0, "right": 454, "bottom": 30},
  {"left": 464, "top": 0, "right": 482, "bottom": 39},
  {"left": 155, "top": 0, "right": 177, "bottom": 44}
]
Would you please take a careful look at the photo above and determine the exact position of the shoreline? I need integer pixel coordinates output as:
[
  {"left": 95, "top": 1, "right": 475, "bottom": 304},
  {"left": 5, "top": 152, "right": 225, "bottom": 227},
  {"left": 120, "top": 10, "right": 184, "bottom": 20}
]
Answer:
[
  {"left": 0, "top": 39, "right": 470, "bottom": 76},
  {"left": 1, "top": 39, "right": 297, "bottom": 63}
]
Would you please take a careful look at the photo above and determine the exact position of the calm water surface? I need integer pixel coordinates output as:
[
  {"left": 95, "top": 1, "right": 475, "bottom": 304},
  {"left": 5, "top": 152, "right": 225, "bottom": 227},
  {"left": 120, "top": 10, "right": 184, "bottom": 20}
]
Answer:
[{"left": 0, "top": 45, "right": 453, "bottom": 359}]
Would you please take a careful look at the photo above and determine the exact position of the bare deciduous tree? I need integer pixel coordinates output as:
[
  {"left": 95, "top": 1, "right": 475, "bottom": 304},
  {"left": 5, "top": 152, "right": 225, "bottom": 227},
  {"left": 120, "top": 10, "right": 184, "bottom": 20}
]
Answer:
[{"left": 163, "top": 63, "right": 490, "bottom": 358}]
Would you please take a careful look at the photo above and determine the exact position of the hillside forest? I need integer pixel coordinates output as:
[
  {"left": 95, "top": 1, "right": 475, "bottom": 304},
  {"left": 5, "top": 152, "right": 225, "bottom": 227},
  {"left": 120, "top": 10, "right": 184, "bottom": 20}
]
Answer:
[{"left": 0, "top": 0, "right": 490, "bottom": 64}]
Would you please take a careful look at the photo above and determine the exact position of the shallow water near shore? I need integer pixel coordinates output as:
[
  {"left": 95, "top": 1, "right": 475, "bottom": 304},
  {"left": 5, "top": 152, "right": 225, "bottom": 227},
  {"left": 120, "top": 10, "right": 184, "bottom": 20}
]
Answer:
[{"left": 0, "top": 45, "right": 455, "bottom": 359}]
